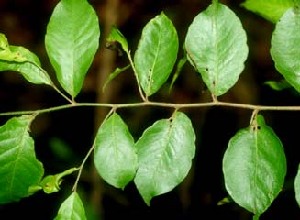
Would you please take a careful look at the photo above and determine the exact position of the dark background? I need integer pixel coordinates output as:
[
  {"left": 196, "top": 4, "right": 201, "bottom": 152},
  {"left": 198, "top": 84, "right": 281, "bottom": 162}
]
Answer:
[{"left": 0, "top": 0, "right": 299, "bottom": 219}]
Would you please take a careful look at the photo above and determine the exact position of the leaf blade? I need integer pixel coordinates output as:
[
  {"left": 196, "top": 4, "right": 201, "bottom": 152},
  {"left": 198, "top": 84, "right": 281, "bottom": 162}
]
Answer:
[
  {"left": 223, "top": 115, "right": 286, "bottom": 215},
  {"left": 102, "top": 65, "right": 130, "bottom": 92},
  {"left": 184, "top": 3, "right": 248, "bottom": 96},
  {"left": 134, "top": 112, "right": 195, "bottom": 205},
  {"left": 106, "top": 26, "right": 129, "bottom": 53},
  {"left": 241, "top": 0, "right": 294, "bottom": 23},
  {"left": 134, "top": 12, "right": 179, "bottom": 96},
  {"left": 0, "top": 46, "right": 52, "bottom": 85},
  {"left": 94, "top": 113, "right": 137, "bottom": 189},
  {"left": 0, "top": 116, "right": 44, "bottom": 203},
  {"left": 271, "top": 7, "right": 300, "bottom": 94},
  {"left": 45, "top": 0, "right": 100, "bottom": 97},
  {"left": 54, "top": 192, "right": 87, "bottom": 220}
]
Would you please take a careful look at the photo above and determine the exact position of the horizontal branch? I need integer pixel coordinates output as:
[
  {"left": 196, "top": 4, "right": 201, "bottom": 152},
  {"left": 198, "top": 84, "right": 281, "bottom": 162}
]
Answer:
[{"left": 2, "top": 100, "right": 300, "bottom": 117}]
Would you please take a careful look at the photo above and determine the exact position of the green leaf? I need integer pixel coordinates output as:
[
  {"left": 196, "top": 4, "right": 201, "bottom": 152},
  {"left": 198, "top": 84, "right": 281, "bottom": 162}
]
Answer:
[
  {"left": 223, "top": 115, "right": 286, "bottom": 216},
  {"left": 45, "top": 0, "right": 100, "bottom": 98},
  {"left": 0, "top": 46, "right": 52, "bottom": 85},
  {"left": 54, "top": 192, "right": 87, "bottom": 220},
  {"left": 134, "top": 12, "right": 179, "bottom": 97},
  {"left": 94, "top": 113, "right": 137, "bottom": 189},
  {"left": 102, "top": 65, "right": 130, "bottom": 92},
  {"left": 241, "top": 0, "right": 294, "bottom": 23},
  {"left": 295, "top": 164, "right": 300, "bottom": 206},
  {"left": 134, "top": 112, "right": 195, "bottom": 205},
  {"left": 184, "top": 3, "right": 248, "bottom": 96},
  {"left": 0, "top": 33, "right": 26, "bottom": 62},
  {"left": 0, "top": 116, "right": 44, "bottom": 203},
  {"left": 264, "top": 79, "right": 293, "bottom": 91},
  {"left": 0, "top": 33, "right": 9, "bottom": 50},
  {"left": 106, "top": 26, "right": 129, "bottom": 53},
  {"left": 271, "top": 7, "right": 300, "bottom": 94},
  {"left": 169, "top": 55, "right": 187, "bottom": 93}
]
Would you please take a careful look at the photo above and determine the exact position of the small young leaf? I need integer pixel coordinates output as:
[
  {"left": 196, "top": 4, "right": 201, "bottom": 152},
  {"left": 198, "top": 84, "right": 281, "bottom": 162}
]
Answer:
[
  {"left": 0, "top": 46, "right": 52, "bottom": 85},
  {"left": 134, "top": 112, "right": 195, "bottom": 205},
  {"left": 241, "top": 0, "right": 294, "bottom": 23},
  {"left": 271, "top": 7, "right": 300, "bottom": 94},
  {"left": 0, "top": 116, "right": 44, "bottom": 203},
  {"left": 264, "top": 79, "right": 293, "bottom": 91},
  {"left": 45, "top": 0, "right": 100, "bottom": 98},
  {"left": 223, "top": 115, "right": 286, "bottom": 216},
  {"left": 106, "top": 26, "right": 129, "bottom": 53},
  {"left": 134, "top": 12, "right": 179, "bottom": 97},
  {"left": 54, "top": 192, "right": 87, "bottom": 220},
  {"left": 169, "top": 55, "right": 187, "bottom": 92},
  {"left": 102, "top": 65, "right": 130, "bottom": 92},
  {"left": 28, "top": 167, "right": 78, "bottom": 195},
  {"left": 94, "top": 113, "right": 137, "bottom": 189},
  {"left": 184, "top": 2, "right": 248, "bottom": 96},
  {"left": 295, "top": 164, "right": 300, "bottom": 206}
]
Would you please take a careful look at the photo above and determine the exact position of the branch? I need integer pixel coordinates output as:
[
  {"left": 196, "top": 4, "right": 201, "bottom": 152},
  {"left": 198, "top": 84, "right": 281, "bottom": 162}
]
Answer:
[{"left": 2, "top": 101, "right": 300, "bottom": 117}]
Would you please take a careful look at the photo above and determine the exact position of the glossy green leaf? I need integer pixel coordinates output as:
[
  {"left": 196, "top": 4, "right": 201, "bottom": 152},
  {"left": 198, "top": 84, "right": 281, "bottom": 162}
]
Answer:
[
  {"left": 134, "top": 112, "right": 195, "bottom": 205},
  {"left": 223, "top": 115, "right": 286, "bottom": 216},
  {"left": 0, "top": 46, "right": 52, "bottom": 85},
  {"left": 241, "top": 0, "right": 294, "bottom": 23},
  {"left": 134, "top": 12, "right": 179, "bottom": 97},
  {"left": 45, "top": 0, "right": 100, "bottom": 98},
  {"left": 94, "top": 113, "right": 137, "bottom": 189},
  {"left": 0, "top": 116, "right": 44, "bottom": 203},
  {"left": 184, "top": 2, "right": 248, "bottom": 96},
  {"left": 54, "top": 192, "right": 87, "bottom": 220},
  {"left": 271, "top": 7, "right": 300, "bottom": 94},
  {"left": 295, "top": 164, "right": 300, "bottom": 206}
]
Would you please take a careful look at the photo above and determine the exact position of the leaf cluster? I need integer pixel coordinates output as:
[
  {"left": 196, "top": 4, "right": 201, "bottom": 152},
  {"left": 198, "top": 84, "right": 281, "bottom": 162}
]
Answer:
[{"left": 0, "top": 0, "right": 299, "bottom": 219}]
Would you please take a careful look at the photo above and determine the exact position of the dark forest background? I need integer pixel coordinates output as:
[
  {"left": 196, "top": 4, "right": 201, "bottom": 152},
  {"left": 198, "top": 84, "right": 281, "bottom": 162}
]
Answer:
[{"left": 0, "top": 0, "right": 299, "bottom": 219}]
